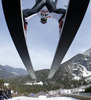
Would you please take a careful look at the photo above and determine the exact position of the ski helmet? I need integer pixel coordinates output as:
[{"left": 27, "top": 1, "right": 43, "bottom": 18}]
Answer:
[{"left": 41, "top": 18, "right": 47, "bottom": 24}]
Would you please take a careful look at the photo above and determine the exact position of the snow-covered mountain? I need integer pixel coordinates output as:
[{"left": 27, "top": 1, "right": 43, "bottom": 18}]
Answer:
[
  {"left": 84, "top": 47, "right": 91, "bottom": 57},
  {"left": 54, "top": 47, "right": 91, "bottom": 83},
  {"left": 0, "top": 65, "right": 28, "bottom": 78}
]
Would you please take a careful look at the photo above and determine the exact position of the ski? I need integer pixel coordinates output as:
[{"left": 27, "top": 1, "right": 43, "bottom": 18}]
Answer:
[
  {"left": 2, "top": 0, "right": 37, "bottom": 79},
  {"left": 48, "top": 0, "right": 90, "bottom": 79}
]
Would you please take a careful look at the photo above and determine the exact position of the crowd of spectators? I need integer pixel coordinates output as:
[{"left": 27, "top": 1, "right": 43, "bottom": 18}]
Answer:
[{"left": 0, "top": 88, "right": 12, "bottom": 100}]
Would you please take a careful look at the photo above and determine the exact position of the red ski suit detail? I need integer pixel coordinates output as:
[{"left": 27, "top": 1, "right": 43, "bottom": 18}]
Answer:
[
  {"left": 59, "top": 20, "right": 63, "bottom": 29},
  {"left": 24, "top": 23, "right": 27, "bottom": 30}
]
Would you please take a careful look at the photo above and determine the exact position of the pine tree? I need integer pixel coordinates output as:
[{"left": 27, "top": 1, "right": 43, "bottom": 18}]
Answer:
[{"left": 0, "top": 78, "right": 4, "bottom": 87}]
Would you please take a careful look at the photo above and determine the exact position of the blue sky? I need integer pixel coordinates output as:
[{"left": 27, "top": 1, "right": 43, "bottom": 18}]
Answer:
[{"left": 0, "top": 0, "right": 91, "bottom": 70}]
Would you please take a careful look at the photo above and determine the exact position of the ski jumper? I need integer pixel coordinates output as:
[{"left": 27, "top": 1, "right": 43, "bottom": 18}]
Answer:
[{"left": 23, "top": 0, "right": 66, "bottom": 36}]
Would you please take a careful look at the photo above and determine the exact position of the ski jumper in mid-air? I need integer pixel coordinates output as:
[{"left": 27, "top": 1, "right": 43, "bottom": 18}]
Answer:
[{"left": 23, "top": 0, "right": 66, "bottom": 37}]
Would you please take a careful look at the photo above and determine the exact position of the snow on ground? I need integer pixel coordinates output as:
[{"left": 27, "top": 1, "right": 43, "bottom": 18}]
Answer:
[
  {"left": 80, "top": 65, "right": 91, "bottom": 77},
  {"left": 72, "top": 64, "right": 91, "bottom": 80},
  {"left": 9, "top": 96, "right": 79, "bottom": 100},
  {"left": 25, "top": 81, "right": 43, "bottom": 86},
  {"left": 72, "top": 74, "right": 81, "bottom": 80}
]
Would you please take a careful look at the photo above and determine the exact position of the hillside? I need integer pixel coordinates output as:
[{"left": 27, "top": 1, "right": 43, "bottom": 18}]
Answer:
[
  {"left": 1, "top": 47, "right": 91, "bottom": 89},
  {"left": 0, "top": 65, "right": 28, "bottom": 78}
]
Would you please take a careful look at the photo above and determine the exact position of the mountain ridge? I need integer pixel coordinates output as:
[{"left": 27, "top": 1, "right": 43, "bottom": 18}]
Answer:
[
  {"left": 1, "top": 47, "right": 91, "bottom": 87},
  {"left": 0, "top": 65, "right": 28, "bottom": 78}
]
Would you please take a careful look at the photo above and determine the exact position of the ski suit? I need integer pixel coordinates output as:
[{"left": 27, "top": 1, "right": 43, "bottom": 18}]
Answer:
[{"left": 23, "top": 0, "right": 66, "bottom": 23}]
